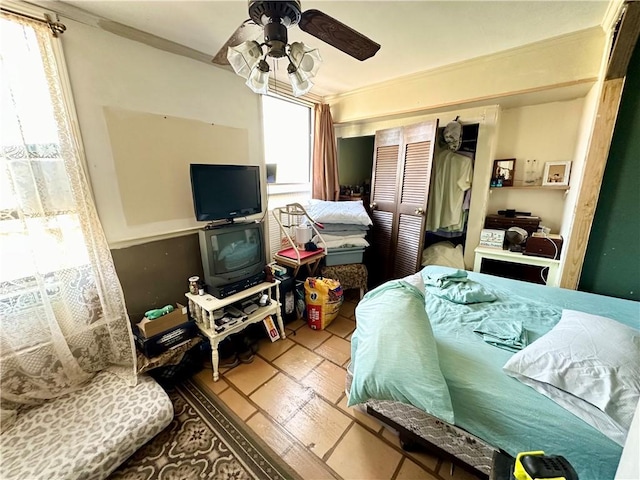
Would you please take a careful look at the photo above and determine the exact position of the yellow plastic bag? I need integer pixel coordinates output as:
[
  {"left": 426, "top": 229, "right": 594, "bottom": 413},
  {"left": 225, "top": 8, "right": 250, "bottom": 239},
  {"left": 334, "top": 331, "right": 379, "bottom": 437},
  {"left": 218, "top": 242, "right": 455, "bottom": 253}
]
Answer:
[{"left": 304, "top": 277, "right": 344, "bottom": 330}]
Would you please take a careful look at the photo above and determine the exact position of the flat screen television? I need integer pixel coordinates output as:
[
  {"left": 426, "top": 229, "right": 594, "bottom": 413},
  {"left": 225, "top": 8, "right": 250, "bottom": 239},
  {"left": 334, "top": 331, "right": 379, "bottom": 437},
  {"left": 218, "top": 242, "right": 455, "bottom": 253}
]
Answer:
[
  {"left": 198, "top": 222, "right": 266, "bottom": 295},
  {"left": 190, "top": 164, "right": 262, "bottom": 222}
]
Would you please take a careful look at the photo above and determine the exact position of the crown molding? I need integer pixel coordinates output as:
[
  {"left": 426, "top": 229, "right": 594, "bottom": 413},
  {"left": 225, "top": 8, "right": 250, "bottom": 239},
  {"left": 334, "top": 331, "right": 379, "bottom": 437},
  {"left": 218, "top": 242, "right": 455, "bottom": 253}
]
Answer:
[{"left": 20, "top": 0, "right": 216, "bottom": 66}]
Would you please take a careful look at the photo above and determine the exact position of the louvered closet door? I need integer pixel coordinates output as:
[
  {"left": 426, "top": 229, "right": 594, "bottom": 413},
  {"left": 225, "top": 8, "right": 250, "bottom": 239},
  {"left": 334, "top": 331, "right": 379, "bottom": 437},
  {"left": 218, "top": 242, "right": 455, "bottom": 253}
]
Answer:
[
  {"left": 370, "top": 127, "right": 401, "bottom": 282},
  {"left": 393, "top": 121, "right": 438, "bottom": 279}
]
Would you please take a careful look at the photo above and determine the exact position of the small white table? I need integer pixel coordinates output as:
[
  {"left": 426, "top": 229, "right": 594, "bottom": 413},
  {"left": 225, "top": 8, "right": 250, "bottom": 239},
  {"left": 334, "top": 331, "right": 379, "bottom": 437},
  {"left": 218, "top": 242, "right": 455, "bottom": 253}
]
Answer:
[
  {"left": 473, "top": 246, "right": 561, "bottom": 287},
  {"left": 186, "top": 280, "right": 285, "bottom": 381}
]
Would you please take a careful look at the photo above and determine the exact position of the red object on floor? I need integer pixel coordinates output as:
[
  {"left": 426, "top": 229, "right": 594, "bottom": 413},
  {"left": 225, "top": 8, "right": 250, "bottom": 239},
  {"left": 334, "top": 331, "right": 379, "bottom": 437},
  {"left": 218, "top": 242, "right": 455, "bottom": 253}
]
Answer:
[{"left": 276, "top": 247, "right": 324, "bottom": 260}]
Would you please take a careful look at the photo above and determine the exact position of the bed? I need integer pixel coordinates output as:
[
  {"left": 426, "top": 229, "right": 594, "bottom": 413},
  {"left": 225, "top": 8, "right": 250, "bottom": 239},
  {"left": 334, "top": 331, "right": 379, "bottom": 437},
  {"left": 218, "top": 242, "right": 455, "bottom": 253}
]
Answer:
[{"left": 347, "top": 265, "right": 639, "bottom": 479}]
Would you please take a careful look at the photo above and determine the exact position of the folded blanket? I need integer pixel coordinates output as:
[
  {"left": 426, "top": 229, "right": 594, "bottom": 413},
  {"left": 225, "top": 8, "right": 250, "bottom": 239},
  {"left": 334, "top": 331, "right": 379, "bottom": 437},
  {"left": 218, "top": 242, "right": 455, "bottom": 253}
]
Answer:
[
  {"left": 310, "top": 222, "right": 369, "bottom": 233},
  {"left": 473, "top": 318, "right": 528, "bottom": 352},
  {"left": 425, "top": 280, "right": 497, "bottom": 304},
  {"left": 423, "top": 269, "right": 468, "bottom": 288},
  {"left": 313, "top": 234, "right": 369, "bottom": 249},
  {"left": 314, "top": 232, "right": 367, "bottom": 241},
  {"left": 316, "top": 229, "right": 368, "bottom": 237}
]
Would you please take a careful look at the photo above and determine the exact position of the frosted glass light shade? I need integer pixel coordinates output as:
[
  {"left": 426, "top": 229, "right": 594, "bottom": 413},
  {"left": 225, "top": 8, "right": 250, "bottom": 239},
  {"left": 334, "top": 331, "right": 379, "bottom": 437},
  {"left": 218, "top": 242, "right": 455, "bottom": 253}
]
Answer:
[
  {"left": 227, "top": 41, "right": 262, "bottom": 79},
  {"left": 288, "top": 68, "right": 313, "bottom": 97},
  {"left": 246, "top": 60, "right": 270, "bottom": 94},
  {"left": 289, "top": 42, "right": 322, "bottom": 78}
]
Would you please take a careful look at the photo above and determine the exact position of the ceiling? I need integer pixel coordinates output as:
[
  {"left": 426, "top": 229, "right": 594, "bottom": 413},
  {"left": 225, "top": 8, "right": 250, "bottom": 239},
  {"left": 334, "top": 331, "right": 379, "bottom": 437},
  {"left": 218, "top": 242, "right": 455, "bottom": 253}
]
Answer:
[{"left": 59, "top": 1, "right": 612, "bottom": 97}]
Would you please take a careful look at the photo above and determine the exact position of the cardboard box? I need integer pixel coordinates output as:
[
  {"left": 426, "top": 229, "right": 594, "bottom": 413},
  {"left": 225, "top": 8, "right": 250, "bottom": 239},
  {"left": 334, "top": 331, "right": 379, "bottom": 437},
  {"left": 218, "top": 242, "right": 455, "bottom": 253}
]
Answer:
[
  {"left": 137, "top": 303, "right": 188, "bottom": 338},
  {"left": 262, "top": 315, "right": 281, "bottom": 342},
  {"left": 134, "top": 320, "right": 198, "bottom": 358}
]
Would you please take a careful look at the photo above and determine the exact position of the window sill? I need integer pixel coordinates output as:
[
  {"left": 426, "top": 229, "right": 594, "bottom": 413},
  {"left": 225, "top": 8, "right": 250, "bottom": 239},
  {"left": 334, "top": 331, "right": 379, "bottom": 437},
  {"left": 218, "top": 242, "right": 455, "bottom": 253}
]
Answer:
[{"left": 267, "top": 183, "right": 312, "bottom": 195}]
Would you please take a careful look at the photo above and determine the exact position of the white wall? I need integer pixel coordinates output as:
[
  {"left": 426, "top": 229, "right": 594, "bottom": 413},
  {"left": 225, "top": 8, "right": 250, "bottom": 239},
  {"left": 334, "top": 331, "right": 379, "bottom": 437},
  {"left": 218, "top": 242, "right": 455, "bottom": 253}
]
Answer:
[
  {"left": 61, "top": 19, "right": 263, "bottom": 247},
  {"left": 489, "top": 99, "right": 586, "bottom": 233},
  {"left": 327, "top": 28, "right": 604, "bottom": 125}
]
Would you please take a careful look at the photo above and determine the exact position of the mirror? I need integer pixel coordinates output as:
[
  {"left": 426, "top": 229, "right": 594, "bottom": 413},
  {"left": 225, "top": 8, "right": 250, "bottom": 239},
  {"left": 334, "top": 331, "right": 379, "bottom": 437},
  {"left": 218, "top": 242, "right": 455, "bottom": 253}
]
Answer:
[{"left": 491, "top": 158, "right": 516, "bottom": 187}]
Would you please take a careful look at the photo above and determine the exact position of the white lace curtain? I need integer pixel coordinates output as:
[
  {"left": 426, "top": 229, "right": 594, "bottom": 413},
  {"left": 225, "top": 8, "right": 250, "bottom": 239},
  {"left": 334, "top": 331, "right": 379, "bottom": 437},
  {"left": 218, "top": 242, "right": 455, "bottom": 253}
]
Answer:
[{"left": 0, "top": 13, "right": 136, "bottom": 420}]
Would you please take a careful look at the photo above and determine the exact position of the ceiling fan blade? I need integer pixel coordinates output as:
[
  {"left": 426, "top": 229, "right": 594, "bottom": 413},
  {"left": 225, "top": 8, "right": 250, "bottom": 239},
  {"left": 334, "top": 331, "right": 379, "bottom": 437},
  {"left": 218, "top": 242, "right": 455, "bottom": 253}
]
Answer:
[
  {"left": 299, "top": 9, "right": 380, "bottom": 61},
  {"left": 212, "top": 20, "right": 262, "bottom": 65}
]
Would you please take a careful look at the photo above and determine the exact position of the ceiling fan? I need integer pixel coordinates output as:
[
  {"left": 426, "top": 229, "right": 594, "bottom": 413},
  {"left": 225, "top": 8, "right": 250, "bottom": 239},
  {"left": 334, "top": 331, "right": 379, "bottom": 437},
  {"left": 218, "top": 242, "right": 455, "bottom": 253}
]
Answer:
[
  {"left": 213, "top": 1, "right": 381, "bottom": 65},
  {"left": 213, "top": 1, "right": 380, "bottom": 96}
]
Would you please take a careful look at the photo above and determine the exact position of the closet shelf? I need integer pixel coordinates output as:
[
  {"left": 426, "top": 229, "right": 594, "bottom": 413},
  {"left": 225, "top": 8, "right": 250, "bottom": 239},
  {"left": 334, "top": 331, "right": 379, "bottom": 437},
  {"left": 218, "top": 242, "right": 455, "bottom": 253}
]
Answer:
[{"left": 489, "top": 185, "right": 570, "bottom": 192}]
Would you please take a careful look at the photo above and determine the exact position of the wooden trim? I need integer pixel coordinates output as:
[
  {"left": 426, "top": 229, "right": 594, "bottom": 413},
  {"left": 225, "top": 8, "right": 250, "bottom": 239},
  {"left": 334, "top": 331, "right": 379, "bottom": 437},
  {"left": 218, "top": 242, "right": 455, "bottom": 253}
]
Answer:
[
  {"left": 607, "top": 1, "right": 640, "bottom": 79},
  {"left": 560, "top": 78, "right": 625, "bottom": 289},
  {"left": 602, "top": 0, "right": 626, "bottom": 32}
]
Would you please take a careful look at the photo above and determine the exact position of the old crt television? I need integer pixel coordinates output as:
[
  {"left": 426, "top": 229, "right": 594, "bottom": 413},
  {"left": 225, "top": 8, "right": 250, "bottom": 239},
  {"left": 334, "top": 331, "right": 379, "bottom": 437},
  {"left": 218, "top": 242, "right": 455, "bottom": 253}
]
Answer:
[
  {"left": 190, "top": 164, "right": 266, "bottom": 296},
  {"left": 198, "top": 222, "right": 266, "bottom": 296}
]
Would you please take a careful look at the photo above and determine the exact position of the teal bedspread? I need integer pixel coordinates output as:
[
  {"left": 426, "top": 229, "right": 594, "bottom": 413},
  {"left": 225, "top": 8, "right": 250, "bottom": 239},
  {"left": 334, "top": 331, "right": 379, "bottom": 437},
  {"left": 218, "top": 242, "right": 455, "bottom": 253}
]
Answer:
[{"left": 420, "top": 266, "right": 640, "bottom": 480}]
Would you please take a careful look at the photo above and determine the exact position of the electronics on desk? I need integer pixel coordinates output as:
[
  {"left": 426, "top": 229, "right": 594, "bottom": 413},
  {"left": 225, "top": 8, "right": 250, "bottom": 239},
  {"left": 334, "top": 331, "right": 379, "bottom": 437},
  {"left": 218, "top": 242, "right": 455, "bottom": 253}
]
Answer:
[
  {"left": 505, "top": 227, "right": 528, "bottom": 252},
  {"left": 485, "top": 213, "right": 541, "bottom": 237},
  {"left": 479, "top": 229, "right": 506, "bottom": 249},
  {"left": 243, "top": 304, "right": 259, "bottom": 314},
  {"left": 524, "top": 233, "right": 563, "bottom": 259},
  {"left": 210, "top": 293, "right": 270, "bottom": 332},
  {"left": 134, "top": 321, "right": 197, "bottom": 357},
  {"left": 270, "top": 263, "right": 288, "bottom": 278},
  {"left": 207, "top": 271, "right": 266, "bottom": 299},
  {"left": 225, "top": 305, "right": 246, "bottom": 319},
  {"left": 213, "top": 306, "right": 247, "bottom": 327}
]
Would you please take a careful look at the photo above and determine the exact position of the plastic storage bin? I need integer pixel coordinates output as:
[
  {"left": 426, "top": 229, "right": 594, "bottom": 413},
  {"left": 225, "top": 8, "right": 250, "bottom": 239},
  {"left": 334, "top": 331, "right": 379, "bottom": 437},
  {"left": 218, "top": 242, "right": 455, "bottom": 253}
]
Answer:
[{"left": 325, "top": 247, "right": 365, "bottom": 266}]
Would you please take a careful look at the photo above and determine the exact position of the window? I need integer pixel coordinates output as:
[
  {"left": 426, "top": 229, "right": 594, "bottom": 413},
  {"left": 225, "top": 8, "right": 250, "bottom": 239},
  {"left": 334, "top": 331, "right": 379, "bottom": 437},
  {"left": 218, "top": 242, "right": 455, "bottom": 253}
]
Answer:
[
  {"left": 1, "top": 18, "right": 91, "bottom": 282},
  {"left": 261, "top": 95, "right": 312, "bottom": 186},
  {"left": 261, "top": 95, "right": 313, "bottom": 259}
]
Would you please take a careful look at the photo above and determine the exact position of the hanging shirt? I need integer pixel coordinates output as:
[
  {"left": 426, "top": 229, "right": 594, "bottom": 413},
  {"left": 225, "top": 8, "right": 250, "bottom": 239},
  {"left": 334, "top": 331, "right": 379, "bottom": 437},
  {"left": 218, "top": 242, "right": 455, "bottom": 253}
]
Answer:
[{"left": 426, "top": 149, "right": 473, "bottom": 232}]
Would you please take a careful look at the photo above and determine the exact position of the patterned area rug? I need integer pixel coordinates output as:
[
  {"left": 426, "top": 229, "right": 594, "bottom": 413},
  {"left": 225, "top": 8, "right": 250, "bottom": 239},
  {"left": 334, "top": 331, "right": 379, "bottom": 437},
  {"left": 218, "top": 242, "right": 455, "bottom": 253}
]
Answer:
[{"left": 110, "top": 379, "right": 300, "bottom": 480}]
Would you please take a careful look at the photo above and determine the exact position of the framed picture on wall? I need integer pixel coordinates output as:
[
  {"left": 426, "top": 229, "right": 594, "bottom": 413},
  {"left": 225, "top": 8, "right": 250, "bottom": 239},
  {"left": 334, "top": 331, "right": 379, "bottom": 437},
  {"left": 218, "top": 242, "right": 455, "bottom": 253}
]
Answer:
[
  {"left": 491, "top": 158, "right": 516, "bottom": 187},
  {"left": 542, "top": 161, "right": 571, "bottom": 186}
]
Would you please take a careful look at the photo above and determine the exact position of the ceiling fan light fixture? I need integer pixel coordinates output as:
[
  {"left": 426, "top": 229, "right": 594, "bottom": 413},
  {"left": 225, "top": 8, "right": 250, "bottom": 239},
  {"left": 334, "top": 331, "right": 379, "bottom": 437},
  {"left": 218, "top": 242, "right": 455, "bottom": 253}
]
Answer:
[
  {"left": 245, "top": 59, "right": 270, "bottom": 94},
  {"left": 287, "top": 66, "right": 313, "bottom": 97},
  {"left": 227, "top": 40, "right": 262, "bottom": 79},
  {"left": 288, "top": 42, "right": 322, "bottom": 78},
  {"left": 264, "top": 20, "right": 288, "bottom": 58}
]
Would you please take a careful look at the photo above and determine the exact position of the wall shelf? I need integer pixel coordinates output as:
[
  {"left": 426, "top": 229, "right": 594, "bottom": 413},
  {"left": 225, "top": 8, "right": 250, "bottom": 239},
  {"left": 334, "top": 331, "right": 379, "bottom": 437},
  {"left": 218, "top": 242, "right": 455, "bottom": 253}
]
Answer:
[{"left": 490, "top": 185, "right": 569, "bottom": 191}]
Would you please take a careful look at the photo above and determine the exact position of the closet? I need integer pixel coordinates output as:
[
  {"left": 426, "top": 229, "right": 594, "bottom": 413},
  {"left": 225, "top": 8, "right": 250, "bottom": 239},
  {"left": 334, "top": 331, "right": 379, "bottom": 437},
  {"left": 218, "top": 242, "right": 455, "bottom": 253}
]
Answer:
[
  {"left": 369, "top": 120, "right": 478, "bottom": 285},
  {"left": 369, "top": 121, "right": 438, "bottom": 284}
]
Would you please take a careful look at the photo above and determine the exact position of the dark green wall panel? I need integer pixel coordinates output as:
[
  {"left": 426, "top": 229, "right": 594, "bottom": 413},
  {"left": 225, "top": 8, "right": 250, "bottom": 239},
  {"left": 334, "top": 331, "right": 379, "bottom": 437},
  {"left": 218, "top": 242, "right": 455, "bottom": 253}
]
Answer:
[
  {"left": 337, "top": 136, "right": 374, "bottom": 187},
  {"left": 579, "top": 41, "right": 640, "bottom": 301},
  {"left": 111, "top": 233, "right": 203, "bottom": 321}
]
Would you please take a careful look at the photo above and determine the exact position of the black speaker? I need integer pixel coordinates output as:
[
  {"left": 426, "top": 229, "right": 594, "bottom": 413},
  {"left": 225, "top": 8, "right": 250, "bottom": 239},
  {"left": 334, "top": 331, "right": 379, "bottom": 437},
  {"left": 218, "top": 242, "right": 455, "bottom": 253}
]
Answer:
[{"left": 277, "top": 274, "right": 296, "bottom": 323}]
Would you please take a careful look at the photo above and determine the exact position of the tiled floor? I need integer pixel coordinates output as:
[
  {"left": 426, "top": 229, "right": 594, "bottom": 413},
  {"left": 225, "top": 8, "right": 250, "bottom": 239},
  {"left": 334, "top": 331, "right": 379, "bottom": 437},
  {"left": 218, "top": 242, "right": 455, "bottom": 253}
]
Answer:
[{"left": 193, "top": 290, "right": 481, "bottom": 480}]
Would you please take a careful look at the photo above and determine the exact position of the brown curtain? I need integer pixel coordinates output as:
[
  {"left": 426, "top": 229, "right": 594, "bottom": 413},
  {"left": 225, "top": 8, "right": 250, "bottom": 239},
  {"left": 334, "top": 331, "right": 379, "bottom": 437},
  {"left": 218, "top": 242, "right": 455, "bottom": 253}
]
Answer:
[{"left": 312, "top": 103, "right": 340, "bottom": 200}]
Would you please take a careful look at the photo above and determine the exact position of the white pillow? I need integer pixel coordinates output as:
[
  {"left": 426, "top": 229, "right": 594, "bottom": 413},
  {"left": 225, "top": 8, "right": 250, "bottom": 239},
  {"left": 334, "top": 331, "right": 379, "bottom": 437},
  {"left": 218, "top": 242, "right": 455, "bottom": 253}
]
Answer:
[
  {"left": 401, "top": 271, "right": 425, "bottom": 295},
  {"left": 306, "top": 199, "right": 372, "bottom": 226},
  {"left": 503, "top": 309, "right": 640, "bottom": 446}
]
